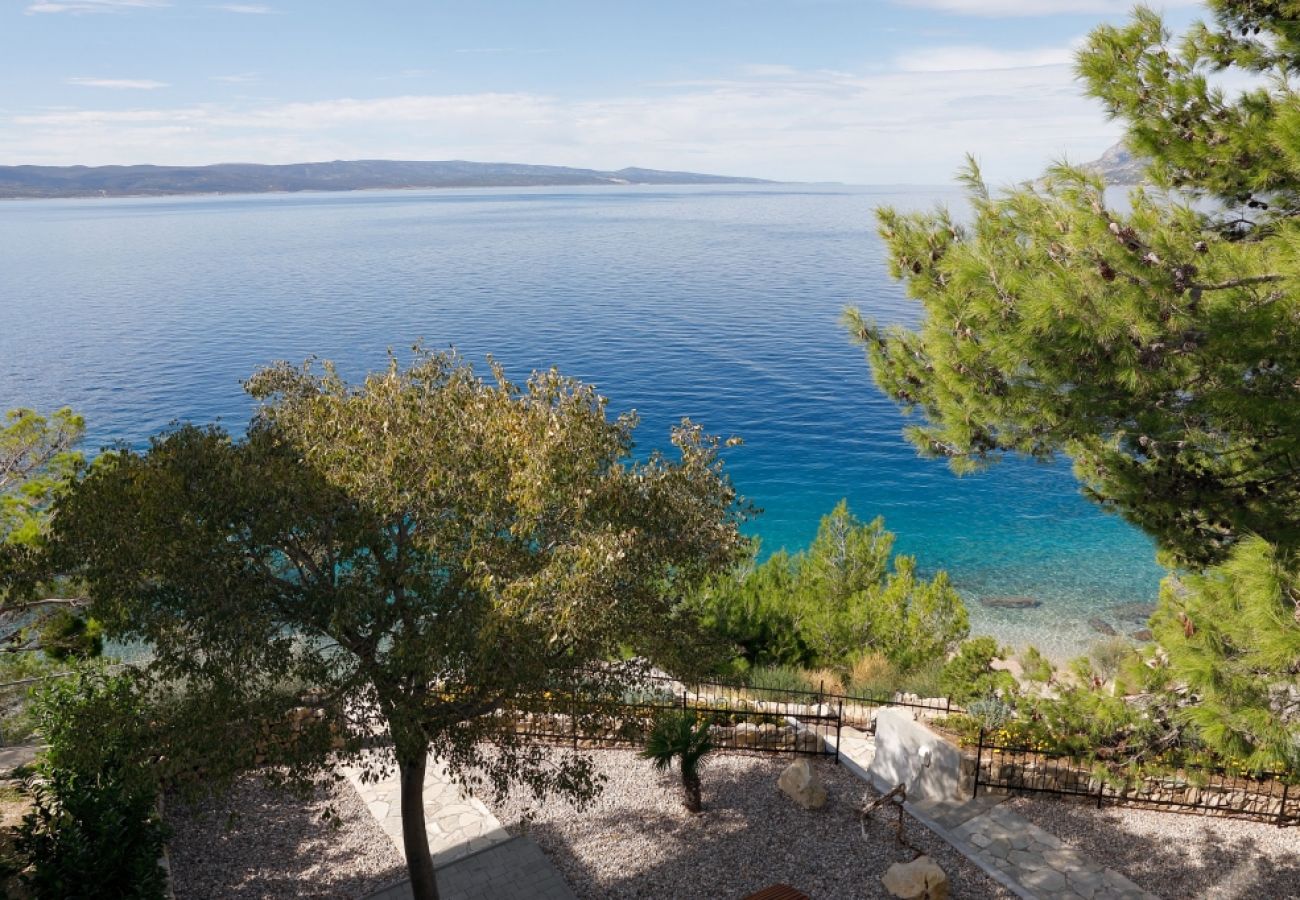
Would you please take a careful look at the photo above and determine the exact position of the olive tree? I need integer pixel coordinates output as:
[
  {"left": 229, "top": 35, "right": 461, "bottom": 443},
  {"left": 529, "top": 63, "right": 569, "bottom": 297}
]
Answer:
[{"left": 51, "top": 349, "right": 746, "bottom": 899}]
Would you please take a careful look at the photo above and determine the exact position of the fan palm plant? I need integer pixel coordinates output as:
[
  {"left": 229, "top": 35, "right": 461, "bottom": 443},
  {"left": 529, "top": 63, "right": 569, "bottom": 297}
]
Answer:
[{"left": 640, "top": 709, "right": 714, "bottom": 813}]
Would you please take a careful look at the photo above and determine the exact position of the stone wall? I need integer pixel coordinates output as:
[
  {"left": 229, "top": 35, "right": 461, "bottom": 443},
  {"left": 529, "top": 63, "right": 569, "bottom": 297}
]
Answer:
[{"left": 962, "top": 751, "right": 1295, "bottom": 821}]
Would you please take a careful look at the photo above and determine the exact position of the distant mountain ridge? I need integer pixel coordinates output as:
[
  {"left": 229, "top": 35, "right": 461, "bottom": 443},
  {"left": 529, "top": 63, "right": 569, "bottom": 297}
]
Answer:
[
  {"left": 0, "top": 159, "right": 773, "bottom": 199},
  {"left": 1084, "top": 142, "right": 1147, "bottom": 185}
]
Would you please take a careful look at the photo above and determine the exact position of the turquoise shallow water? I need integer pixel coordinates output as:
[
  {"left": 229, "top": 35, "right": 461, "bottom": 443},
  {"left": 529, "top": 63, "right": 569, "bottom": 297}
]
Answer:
[{"left": 0, "top": 184, "right": 1162, "bottom": 655}]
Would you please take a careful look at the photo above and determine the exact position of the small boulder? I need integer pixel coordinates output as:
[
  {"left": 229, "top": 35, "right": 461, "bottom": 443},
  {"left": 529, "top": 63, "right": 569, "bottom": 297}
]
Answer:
[
  {"left": 777, "top": 759, "right": 827, "bottom": 810},
  {"left": 1088, "top": 617, "right": 1119, "bottom": 636},
  {"left": 882, "top": 856, "right": 949, "bottom": 900},
  {"left": 1131, "top": 628, "right": 1154, "bottom": 642}
]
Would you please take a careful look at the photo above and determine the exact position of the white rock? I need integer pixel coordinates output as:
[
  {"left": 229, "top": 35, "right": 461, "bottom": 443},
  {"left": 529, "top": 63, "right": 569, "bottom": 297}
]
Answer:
[
  {"left": 881, "top": 855, "right": 949, "bottom": 900},
  {"left": 777, "top": 759, "right": 827, "bottom": 809}
]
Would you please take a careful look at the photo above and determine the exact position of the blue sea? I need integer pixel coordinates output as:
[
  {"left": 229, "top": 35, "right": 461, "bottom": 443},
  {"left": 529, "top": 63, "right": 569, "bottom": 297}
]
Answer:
[{"left": 0, "top": 184, "right": 1162, "bottom": 656}]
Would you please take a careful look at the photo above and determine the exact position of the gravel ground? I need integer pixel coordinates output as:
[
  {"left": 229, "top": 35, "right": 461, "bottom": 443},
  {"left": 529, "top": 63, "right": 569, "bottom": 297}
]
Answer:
[
  {"left": 1008, "top": 796, "right": 1300, "bottom": 899},
  {"left": 167, "top": 773, "right": 406, "bottom": 899},
  {"left": 489, "top": 749, "right": 1013, "bottom": 899}
]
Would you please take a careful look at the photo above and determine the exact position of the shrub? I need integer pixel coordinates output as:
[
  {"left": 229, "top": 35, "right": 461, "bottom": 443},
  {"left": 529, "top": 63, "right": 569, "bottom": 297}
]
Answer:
[
  {"left": 939, "top": 637, "right": 1017, "bottom": 705},
  {"left": 17, "top": 767, "right": 168, "bottom": 900},
  {"left": 14, "top": 667, "right": 167, "bottom": 899},
  {"left": 746, "top": 665, "right": 819, "bottom": 699},
  {"left": 695, "top": 503, "right": 968, "bottom": 674},
  {"left": 1018, "top": 645, "right": 1055, "bottom": 683},
  {"left": 965, "top": 697, "right": 1014, "bottom": 731},
  {"left": 846, "top": 653, "right": 900, "bottom": 697},
  {"left": 640, "top": 710, "right": 714, "bottom": 813},
  {"left": 895, "top": 659, "right": 947, "bottom": 699},
  {"left": 1088, "top": 638, "right": 1134, "bottom": 683},
  {"left": 37, "top": 611, "right": 103, "bottom": 662}
]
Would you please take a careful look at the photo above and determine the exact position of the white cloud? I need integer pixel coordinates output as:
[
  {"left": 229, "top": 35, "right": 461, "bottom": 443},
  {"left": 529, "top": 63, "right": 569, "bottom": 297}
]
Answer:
[
  {"left": 6, "top": 56, "right": 1150, "bottom": 182},
  {"left": 900, "top": 44, "right": 1076, "bottom": 72},
  {"left": 208, "top": 3, "right": 276, "bottom": 13},
  {"left": 892, "top": 0, "right": 1198, "bottom": 15},
  {"left": 211, "top": 73, "right": 260, "bottom": 84},
  {"left": 26, "top": 0, "right": 167, "bottom": 13},
  {"left": 65, "top": 77, "right": 169, "bottom": 89}
]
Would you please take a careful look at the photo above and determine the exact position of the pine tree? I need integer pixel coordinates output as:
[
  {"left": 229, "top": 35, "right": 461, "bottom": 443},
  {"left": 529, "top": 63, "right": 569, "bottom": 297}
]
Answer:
[{"left": 847, "top": 1, "right": 1300, "bottom": 767}]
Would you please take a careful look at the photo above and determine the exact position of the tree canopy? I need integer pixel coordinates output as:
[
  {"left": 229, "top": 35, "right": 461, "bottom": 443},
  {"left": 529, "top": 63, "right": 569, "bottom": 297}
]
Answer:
[
  {"left": 1, "top": 407, "right": 84, "bottom": 549},
  {"left": 50, "top": 349, "right": 747, "bottom": 899},
  {"left": 850, "top": 4, "right": 1300, "bottom": 570},
  {"left": 848, "top": 0, "right": 1300, "bottom": 768},
  {"left": 0, "top": 407, "right": 89, "bottom": 658},
  {"left": 695, "top": 501, "right": 968, "bottom": 673}
]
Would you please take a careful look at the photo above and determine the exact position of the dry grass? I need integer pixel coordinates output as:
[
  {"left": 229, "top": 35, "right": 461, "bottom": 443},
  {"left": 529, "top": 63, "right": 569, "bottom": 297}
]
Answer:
[{"left": 0, "top": 778, "right": 34, "bottom": 899}]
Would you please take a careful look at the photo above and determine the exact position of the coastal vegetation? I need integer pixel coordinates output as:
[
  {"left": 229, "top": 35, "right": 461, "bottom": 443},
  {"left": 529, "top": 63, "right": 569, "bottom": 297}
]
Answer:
[
  {"left": 6, "top": 2, "right": 1300, "bottom": 894},
  {"left": 849, "top": 0, "right": 1300, "bottom": 772},
  {"left": 694, "top": 501, "right": 968, "bottom": 684},
  {"left": 37, "top": 349, "right": 746, "bottom": 900}
]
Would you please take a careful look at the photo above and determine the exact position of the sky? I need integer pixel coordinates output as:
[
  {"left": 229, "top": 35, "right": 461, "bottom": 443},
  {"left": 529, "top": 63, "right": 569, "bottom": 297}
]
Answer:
[{"left": 0, "top": 0, "right": 1206, "bottom": 184}]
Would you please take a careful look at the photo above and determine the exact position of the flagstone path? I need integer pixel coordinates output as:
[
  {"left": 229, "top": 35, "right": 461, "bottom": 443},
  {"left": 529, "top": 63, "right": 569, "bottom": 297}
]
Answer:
[
  {"left": 341, "top": 753, "right": 512, "bottom": 868},
  {"left": 829, "top": 726, "right": 1160, "bottom": 900},
  {"left": 344, "top": 752, "right": 576, "bottom": 900}
]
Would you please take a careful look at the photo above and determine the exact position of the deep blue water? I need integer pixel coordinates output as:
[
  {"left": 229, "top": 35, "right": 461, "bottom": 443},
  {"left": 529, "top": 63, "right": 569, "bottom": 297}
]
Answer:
[{"left": 0, "top": 184, "right": 1162, "bottom": 654}]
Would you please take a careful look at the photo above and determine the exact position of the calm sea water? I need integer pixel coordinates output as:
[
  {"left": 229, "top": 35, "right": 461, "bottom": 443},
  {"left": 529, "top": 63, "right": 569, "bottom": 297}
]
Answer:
[{"left": 0, "top": 184, "right": 1161, "bottom": 655}]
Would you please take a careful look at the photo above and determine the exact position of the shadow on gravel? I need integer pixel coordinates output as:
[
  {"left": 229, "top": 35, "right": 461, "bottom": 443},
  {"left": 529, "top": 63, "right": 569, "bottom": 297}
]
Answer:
[
  {"left": 166, "top": 773, "right": 407, "bottom": 900},
  {"left": 511, "top": 754, "right": 1009, "bottom": 900},
  {"left": 1010, "top": 797, "right": 1300, "bottom": 899}
]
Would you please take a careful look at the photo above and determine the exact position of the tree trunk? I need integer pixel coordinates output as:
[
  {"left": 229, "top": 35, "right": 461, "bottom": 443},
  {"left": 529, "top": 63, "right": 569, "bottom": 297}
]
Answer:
[
  {"left": 682, "top": 770, "right": 702, "bottom": 813},
  {"left": 399, "top": 753, "right": 439, "bottom": 900}
]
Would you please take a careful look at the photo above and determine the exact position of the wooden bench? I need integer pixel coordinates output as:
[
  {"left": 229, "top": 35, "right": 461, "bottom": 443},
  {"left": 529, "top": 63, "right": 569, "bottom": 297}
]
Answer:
[{"left": 741, "top": 885, "right": 811, "bottom": 900}]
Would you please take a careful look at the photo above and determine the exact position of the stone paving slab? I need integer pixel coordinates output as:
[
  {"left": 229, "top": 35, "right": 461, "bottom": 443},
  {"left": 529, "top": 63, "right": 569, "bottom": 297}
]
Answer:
[
  {"left": 363, "top": 836, "right": 577, "bottom": 900},
  {"left": 342, "top": 752, "right": 512, "bottom": 868},
  {"left": 827, "top": 726, "right": 1160, "bottom": 900}
]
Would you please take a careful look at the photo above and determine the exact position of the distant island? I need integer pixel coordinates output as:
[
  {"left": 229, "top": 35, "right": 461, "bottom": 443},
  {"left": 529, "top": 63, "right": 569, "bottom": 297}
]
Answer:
[
  {"left": 1083, "top": 141, "right": 1146, "bottom": 185},
  {"left": 0, "top": 159, "right": 773, "bottom": 199}
]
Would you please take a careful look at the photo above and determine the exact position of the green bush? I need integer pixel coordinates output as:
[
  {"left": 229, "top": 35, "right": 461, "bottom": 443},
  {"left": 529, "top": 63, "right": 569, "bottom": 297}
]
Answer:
[
  {"left": 1087, "top": 638, "right": 1135, "bottom": 683},
  {"left": 17, "top": 767, "right": 168, "bottom": 900},
  {"left": 1018, "top": 646, "right": 1055, "bottom": 683},
  {"left": 939, "top": 637, "right": 1017, "bottom": 705},
  {"left": 14, "top": 667, "right": 167, "bottom": 899},
  {"left": 746, "top": 665, "right": 819, "bottom": 699},
  {"left": 695, "top": 502, "right": 968, "bottom": 674},
  {"left": 640, "top": 710, "right": 714, "bottom": 813},
  {"left": 37, "top": 611, "right": 103, "bottom": 662},
  {"left": 965, "top": 696, "right": 1014, "bottom": 731}
]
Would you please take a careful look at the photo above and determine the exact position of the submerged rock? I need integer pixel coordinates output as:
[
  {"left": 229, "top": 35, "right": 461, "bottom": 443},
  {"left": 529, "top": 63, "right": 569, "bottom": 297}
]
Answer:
[
  {"left": 1110, "top": 602, "right": 1157, "bottom": 624},
  {"left": 1131, "top": 629, "right": 1155, "bottom": 642},
  {"left": 1088, "top": 617, "right": 1119, "bottom": 636},
  {"left": 978, "top": 596, "right": 1042, "bottom": 609}
]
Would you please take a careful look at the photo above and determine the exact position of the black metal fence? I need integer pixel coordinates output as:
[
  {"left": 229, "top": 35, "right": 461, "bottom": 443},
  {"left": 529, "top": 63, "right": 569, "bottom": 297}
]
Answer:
[
  {"left": 504, "top": 671, "right": 845, "bottom": 759},
  {"left": 972, "top": 729, "right": 1300, "bottom": 827}
]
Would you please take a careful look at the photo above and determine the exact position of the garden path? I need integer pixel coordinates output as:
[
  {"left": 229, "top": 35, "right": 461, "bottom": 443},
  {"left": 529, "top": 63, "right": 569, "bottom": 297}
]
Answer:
[
  {"left": 343, "top": 751, "right": 577, "bottom": 900},
  {"left": 830, "top": 726, "right": 1160, "bottom": 900},
  {"left": 341, "top": 751, "right": 511, "bottom": 868}
]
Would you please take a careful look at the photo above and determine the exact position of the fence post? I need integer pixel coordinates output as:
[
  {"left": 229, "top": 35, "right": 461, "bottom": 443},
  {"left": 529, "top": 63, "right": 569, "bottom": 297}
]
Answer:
[
  {"left": 1097, "top": 767, "right": 1106, "bottom": 809},
  {"left": 835, "top": 698, "right": 843, "bottom": 765},
  {"left": 973, "top": 728, "right": 983, "bottom": 799},
  {"left": 1279, "top": 781, "right": 1291, "bottom": 828}
]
